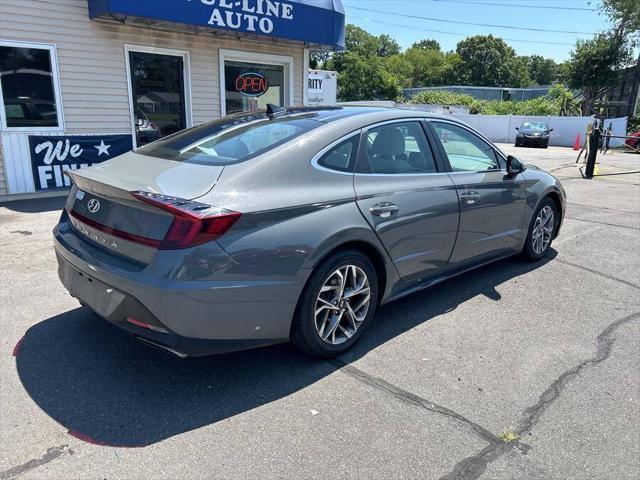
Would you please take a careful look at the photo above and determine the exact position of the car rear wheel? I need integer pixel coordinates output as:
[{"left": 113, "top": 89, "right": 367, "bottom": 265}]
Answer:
[
  {"left": 291, "top": 250, "right": 378, "bottom": 357},
  {"left": 522, "top": 198, "right": 557, "bottom": 261}
]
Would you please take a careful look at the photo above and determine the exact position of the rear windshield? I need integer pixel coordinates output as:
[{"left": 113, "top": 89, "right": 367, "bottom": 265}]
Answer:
[{"left": 136, "top": 112, "right": 320, "bottom": 165}]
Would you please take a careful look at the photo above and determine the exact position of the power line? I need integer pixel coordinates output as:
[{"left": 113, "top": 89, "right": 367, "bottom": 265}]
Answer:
[
  {"left": 346, "top": 6, "right": 597, "bottom": 34},
  {"left": 346, "top": 0, "right": 595, "bottom": 11},
  {"left": 349, "top": 16, "right": 577, "bottom": 46}
]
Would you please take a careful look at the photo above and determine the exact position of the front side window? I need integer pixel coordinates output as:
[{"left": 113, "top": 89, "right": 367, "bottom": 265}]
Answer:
[
  {"left": 0, "top": 44, "right": 60, "bottom": 128},
  {"left": 364, "top": 122, "right": 437, "bottom": 174},
  {"left": 432, "top": 122, "right": 500, "bottom": 172},
  {"left": 137, "top": 112, "right": 319, "bottom": 165}
]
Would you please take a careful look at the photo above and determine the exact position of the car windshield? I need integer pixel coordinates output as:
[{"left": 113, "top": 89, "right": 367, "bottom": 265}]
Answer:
[
  {"left": 521, "top": 122, "right": 547, "bottom": 131},
  {"left": 136, "top": 112, "right": 320, "bottom": 165}
]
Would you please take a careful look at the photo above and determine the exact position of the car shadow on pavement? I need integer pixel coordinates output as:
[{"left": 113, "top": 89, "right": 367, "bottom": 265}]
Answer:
[
  {"left": 15, "top": 251, "right": 556, "bottom": 448},
  {"left": 0, "top": 196, "right": 66, "bottom": 213}
]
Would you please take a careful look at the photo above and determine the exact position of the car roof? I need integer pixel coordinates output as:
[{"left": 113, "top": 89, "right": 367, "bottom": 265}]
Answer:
[{"left": 275, "top": 106, "right": 468, "bottom": 129}]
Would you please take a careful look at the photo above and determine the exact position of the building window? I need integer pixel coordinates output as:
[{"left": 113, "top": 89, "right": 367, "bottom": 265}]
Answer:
[
  {"left": 219, "top": 49, "right": 293, "bottom": 117},
  {"left": 127, "top": 49, "right": 189, "bottom": 147},
  {"left": 0, "top": 41, "right": 63, "bottom": 130},
  {"left": 224, "top": 61, "right": 285, "bottom": 115}
]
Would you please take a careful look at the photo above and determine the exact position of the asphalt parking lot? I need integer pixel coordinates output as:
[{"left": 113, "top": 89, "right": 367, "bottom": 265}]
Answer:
[{"left": 1, "top": 145, "right": 639, "bottom": 480}]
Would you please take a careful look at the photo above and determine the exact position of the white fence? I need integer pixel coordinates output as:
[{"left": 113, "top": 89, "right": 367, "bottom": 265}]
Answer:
[{"left": 452, "top": 114, "right": 629, "bottom": 148}]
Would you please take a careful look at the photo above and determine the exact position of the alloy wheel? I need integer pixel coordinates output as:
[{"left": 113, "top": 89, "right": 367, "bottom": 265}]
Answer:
[
  {"left": 532, "top": 205, "right": 555, "bottom": 255},
  {"left": 314, "top": 265, "right": 371, "bottom": 345}
]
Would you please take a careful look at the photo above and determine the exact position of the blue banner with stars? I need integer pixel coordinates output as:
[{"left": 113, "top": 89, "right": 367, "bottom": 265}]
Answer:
[{"left": 29, "top": 134, "right": 133, "bottom": 191}]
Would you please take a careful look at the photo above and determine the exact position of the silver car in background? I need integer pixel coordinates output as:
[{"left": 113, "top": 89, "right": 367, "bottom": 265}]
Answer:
[{"left": 54, "top": 106, "right": 566, "bottom": 357}]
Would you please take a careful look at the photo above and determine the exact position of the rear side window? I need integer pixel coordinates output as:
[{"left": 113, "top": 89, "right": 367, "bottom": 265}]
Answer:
[
  {"left": 317, "top": 135, "right": 359, "bottom": 173},
  {"left": 363, "top": 122, "right": 437, "bottom": 174},
  {"left": 136, "top": 113, "right": 320, "bottom": 166}
]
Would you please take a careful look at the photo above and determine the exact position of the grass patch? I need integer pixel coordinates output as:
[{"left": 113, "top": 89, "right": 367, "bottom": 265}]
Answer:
[{"left": 500, "top": 429, "right": 519, "bottom": 443}]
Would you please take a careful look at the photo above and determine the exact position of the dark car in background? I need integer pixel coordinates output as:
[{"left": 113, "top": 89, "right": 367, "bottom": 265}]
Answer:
[{"left": 515, "top": 122, "right": 553, "bottom": 148}]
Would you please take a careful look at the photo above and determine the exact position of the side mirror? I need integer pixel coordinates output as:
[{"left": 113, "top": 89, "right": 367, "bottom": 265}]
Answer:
[
  {"left": 515, "top": 127, "right": 520, "bottom": 131},
  {"left": 507, "top": 155, "right": 525, "bottom": 175},
  {"left": 549, "top": 128, "right": 554, "bottom": 133}
]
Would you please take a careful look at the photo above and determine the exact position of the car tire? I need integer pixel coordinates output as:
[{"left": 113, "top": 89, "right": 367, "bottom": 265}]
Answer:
[
  {"left": 522, "top": 197, "right": 558, "bottom": 261},
  {"left": 291, "top": 250, "right": 378, "bottom": 357}
]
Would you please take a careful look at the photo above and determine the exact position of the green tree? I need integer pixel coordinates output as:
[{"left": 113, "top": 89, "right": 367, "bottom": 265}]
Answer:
[
  {"left": 383, "top": 54, "right": 414, "bottom": 88},
  {"left": 309, "top": 51, "right": 330, "bottom": 70},
  {"left": 440, "top": 52, "right": 464, "bottom": 85},
  {"left": 342, "top": 25, "right": 379, "bottom": 58},
  {"left": 547, "top": 84, "right": 581, "bottom": 116},
  {"left": 404, "top": 47, "right": 447, "bottom": 87},
  {"left": 331, "top": 25, "right": 399, "bottom": 72},
  {"left": 506, "top": 56, "right": 533, "bottom": 88},
  {"left": 337, "top": 52, "right": 402, "bottom": 101},
  {"left": 524, "top": 55, "right": 559, "bottom": 85},
  {"left": 599, "top": 0, "right": 640, "bottom": 45},
  {"left": 455, "top": 35, "right": 518, "bottom": 86},
  {"left": 377, "top": 34, "right": 401, "bottom": 57},
  {"left": 411, "top": 39, "right": 441, "bottom": 51},
  {"left": 565, "top": 33, "right": 632, "bottom": 114}
]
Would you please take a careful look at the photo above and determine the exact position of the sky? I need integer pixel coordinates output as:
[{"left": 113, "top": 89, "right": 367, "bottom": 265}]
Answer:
[{"left": 341, "top": 0, "right": 612, "bottom": 62}]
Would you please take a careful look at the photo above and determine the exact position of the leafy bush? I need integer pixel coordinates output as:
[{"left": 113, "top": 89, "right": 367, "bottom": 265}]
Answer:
[
  {"left": 405, "top": 90, "right": 477, "bottom": 107},
  {"left": 404, "top": 86, "right": 577, "bottom": 116}
]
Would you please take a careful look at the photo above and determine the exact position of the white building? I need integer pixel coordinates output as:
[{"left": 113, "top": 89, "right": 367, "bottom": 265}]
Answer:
[{"left": 0, "top": 0, "right": 345, "bottom": 199}]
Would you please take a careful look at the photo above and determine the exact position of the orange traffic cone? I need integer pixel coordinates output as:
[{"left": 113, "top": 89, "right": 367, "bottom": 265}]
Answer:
[{"left": 573, "top": 133, "right": 581, "bottom": 150}]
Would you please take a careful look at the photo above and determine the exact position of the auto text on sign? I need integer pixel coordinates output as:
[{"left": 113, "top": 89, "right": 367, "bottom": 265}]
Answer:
[{"left": 195, "top": 0, "right": 295, "bottom": 35}]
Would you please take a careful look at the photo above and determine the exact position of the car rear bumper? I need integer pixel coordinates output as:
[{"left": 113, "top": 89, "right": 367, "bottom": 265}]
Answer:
[{"left": 53, "top": 221, "right": 303, "bottom": 356}]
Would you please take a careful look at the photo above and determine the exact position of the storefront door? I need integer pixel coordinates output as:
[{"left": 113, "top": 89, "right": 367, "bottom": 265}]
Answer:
[{"left": 127, "top": 50, "right": 187, "bottom": 146}]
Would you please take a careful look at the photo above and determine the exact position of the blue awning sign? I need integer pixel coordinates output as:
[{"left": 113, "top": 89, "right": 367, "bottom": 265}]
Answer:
[{"left": 88, "top": 0, "right": 345, "bottom": 50}]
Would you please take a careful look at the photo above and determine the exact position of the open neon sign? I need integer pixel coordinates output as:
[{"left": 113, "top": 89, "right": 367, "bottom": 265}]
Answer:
[{"left": 235, "top": 72, "right": 268, "bottom": 97}]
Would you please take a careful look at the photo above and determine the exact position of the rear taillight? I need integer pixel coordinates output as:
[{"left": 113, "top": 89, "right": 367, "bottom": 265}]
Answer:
[{"left": 131, "top": 191, "right": 240, "bottom": 250}]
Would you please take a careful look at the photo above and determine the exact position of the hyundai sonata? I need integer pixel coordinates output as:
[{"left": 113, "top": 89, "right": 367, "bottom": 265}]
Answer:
[{"left": 54, "top": 106, "right": 565, "bottom": 357}]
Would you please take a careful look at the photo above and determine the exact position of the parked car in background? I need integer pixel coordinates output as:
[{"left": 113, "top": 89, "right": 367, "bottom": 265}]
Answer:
[
  {"left": 54, "top": 106, "right": 566, "bottom": 358},
  {"left": 134, "top": 109, "right": 161, "bottom": 145},
  {"left": 625, "top": 131, "right": 640, "bottom": 151},
  {"left": 515, "top": 121, "right": 553, "bottom": 148}
]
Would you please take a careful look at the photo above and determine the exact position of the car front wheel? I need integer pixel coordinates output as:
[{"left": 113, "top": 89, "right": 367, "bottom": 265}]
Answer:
[
  {"left": 522, "top": 198, "right": 558, "bottom": 261},
  {"left": 291, "top": 250, "right": 378, "bottom": 357}
]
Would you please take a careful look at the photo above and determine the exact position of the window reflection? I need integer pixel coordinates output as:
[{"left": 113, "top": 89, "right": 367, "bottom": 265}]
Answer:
[{"left": 0, "top": 45, "right": 59, "bottom": 128}]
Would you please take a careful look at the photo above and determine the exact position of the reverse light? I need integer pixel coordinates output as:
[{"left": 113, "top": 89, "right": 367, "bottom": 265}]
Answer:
[{"left": 131, "top": 191, "right": 241, "bottom": 250}]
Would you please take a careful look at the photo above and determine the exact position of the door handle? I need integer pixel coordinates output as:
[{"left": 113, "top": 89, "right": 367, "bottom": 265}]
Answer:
[
  {"left": 370, "top": 202, "right": 399, "bottom": 218},
  {"left": 460, "top": 191, "right": 480, "bottom": 205}
]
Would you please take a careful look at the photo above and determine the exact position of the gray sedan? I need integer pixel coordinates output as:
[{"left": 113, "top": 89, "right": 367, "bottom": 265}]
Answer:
[{"left": 54, "top": 106, "right": 566, "bottom": 357}]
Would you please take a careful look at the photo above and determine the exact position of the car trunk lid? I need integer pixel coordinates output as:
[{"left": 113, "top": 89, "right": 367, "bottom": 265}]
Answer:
[{"left": 64, "top": 153, "right": 234, "bottom": 264}]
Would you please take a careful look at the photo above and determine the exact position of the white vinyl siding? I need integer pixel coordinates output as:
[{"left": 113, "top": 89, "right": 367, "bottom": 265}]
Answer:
[{"left": 0, "top": 0, "right": 306, "bottom": 195}]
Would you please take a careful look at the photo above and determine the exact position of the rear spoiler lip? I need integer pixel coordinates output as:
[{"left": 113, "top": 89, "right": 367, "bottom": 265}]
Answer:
[
  {"left": 64, "top": 171, "right": 170, "bottom": 213},
  {"left": 65, "top": 166, "right": 223, "bottom": 203}
]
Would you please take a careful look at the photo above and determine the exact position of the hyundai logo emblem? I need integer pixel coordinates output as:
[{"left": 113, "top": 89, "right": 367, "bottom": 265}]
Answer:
[{"left": 87, "top": 199, "right": 101, "bottom": 214}]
